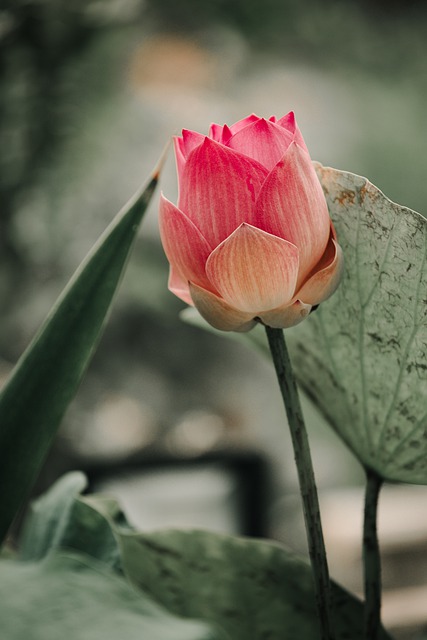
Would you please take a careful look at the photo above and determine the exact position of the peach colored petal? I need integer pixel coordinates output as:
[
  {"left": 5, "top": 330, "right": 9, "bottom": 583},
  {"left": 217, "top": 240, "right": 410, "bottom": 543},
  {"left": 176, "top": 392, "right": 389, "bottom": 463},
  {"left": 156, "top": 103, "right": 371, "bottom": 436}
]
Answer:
[
  {"left": 260, "top": 299, "right": 312, "bottom": 329},
  {"left": 168, "top": 266, "right": 193, "bottom": 305},
  {"left": 159, "top": 195, "right": 213, "bottom": 292},
  {"left": 254, "top": 141, "right": 330, "bottom": 285},
  {"left": 189, "top": 282, "right": 257, "bottom": 332},
  {"left": 295, "top": 233, "right": 344, "bottom": 305},
  {"left": 206, "top": 223, "right": 299, "bottom": 313},
  {"left": 178, "top": 138, "right": 268, "bottom": 247},
  {"left": 228, "top": 118, "right": 294, "bottom": 171}
]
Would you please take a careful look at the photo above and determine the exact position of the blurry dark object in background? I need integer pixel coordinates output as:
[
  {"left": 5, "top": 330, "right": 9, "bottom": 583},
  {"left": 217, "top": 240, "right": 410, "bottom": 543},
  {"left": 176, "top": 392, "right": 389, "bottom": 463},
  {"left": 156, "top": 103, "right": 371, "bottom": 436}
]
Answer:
[{"left": 86, "top": 448, "right": 270, "bottom": 538}]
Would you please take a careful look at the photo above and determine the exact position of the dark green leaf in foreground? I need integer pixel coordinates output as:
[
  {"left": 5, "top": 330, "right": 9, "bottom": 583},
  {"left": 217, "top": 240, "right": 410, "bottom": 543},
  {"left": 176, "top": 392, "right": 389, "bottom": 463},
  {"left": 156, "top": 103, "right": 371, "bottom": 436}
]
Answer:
[
  {"left": 117, "top": 528, "right": 392, "bottom": 640},
  {"left": 0, "top": 163, "right": 160, "bottom": 544},
  {"left": 286, "top": 165, "right": 427, "bottom": 483},
  {"left": 0, "top": 552, "right": 225, "bottom": 640}
]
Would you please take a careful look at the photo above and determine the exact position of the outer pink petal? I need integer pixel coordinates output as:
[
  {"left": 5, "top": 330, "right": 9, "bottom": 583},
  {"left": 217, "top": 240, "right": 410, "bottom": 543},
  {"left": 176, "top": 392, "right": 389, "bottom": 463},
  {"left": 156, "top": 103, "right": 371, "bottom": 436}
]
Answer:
[
  {"left": 181, "top": 129, "right": 205, "bottom": 157},
  {"left": 260, "top": 299, "right": 312, "bottom": 329},
  {"left": 178, "top": 138, "right": 269, "bottom": 247},
  {"left": 189, "top": 282, "right": 257, "bottom": 332},
  {"left": 276, "top": 111, "right": 295, "bottom": 130},
  {"left": 254, "top": 141, "right": 330, "bottom": 286},
  {"left": 206, "top": 223, "right": 299, "bottom": 313},
  {"left": 295, "top": 230, "right": 344, "bottom": 305},
  {"left": 168, "top": 266, "right": 193, "bottom": 305},
  {"left": 228, "top": 113, "right": 260, "bottom": 135},
  {"left": 228, "top": 118, "right": 294, "bottom": 171},
  {"left": 159, "top": 194, "right": 214, "bottom": 292},
  {"left": 173, "top": 136, "right": 186, "bottom": 185},
  {"left": 276, "top": 111, "right": 308, "bottom": 152}
]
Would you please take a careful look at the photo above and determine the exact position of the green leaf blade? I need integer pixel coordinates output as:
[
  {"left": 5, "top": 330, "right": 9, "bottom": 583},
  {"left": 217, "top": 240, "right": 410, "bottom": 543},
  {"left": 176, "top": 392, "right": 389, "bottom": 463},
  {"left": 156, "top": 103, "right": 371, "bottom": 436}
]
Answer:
[{"left": 0, "top": 169, "right": 159, "bottom": 543}]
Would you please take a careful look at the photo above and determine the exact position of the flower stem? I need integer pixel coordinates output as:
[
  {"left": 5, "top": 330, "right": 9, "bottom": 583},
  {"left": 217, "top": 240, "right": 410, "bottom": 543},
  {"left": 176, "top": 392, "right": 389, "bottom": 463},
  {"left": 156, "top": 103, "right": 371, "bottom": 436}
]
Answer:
[
  {"left": 265, "top": 326, "right": 334, "bottom": 640},
  {"left": 363, "top": 468, "right": 383, "bottom": 640}
]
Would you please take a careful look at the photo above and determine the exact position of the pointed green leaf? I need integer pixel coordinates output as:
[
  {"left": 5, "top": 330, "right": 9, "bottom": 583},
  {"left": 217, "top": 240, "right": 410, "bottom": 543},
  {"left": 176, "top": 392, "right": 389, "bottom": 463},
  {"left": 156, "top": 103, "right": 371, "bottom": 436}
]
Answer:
[
  {"left": 286, "top": 165, "right": 427, "bottom": 483},
  {"left": 20, "top": 472, "right": 87, "bottom": 561},
  {"left": 117, "top": 528, "right": 392, "bottom": 640},
  {"left": 0, "top": 552, "right": 227, "bottom": 640},
  {"left": 0, "top": 166, "right": 160, "bottom": 544},
  {"left": 19, "top": 471, "right": 130, "bottom": 570},
  {"left": 20, "top": 472, "right": 132, "bottom": 570}
]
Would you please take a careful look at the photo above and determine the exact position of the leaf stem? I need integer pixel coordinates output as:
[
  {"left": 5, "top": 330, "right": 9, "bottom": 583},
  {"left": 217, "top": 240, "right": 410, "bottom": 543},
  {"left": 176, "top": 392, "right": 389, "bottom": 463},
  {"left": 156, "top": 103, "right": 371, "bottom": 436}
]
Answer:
[
  {"left": 265, "top": 326, "right": 334, "bottom": 640},
  {"left": 363, "top": 468, "right": 383, "bottom": 640}
]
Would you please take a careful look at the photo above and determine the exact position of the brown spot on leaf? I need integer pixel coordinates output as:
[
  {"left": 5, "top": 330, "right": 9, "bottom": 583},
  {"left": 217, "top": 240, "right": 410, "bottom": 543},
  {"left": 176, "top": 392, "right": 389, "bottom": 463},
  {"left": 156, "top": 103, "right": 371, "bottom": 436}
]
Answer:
[{"left": 334, "top": 189, "right": 356, "bottom": 206}]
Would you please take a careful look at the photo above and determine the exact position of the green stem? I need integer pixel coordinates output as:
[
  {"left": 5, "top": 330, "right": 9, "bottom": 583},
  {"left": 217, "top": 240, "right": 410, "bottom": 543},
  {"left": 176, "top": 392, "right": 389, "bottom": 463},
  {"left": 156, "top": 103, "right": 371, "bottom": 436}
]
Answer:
[
  {"left": 363, "top": 468, "right": 383, "bottom": 640},
  {"left": 265, "top": 326, "right": 334, "bottom": 640}
]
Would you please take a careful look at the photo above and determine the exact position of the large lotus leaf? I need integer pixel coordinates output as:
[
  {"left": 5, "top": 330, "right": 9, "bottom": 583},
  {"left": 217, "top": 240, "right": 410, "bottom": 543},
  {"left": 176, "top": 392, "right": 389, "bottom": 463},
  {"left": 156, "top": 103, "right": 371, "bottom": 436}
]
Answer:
[
  {"left": 285, "top": 165, "right": 427, "bottom": 484},
  {"left": 117, "top": 528, "right": 392, "bottom": 640},
  {"left": 0, "top": 552, "right": 226, "bottom": 640},
  {"left": 183, "top": 167, "right": 427, "bottom": 484}
]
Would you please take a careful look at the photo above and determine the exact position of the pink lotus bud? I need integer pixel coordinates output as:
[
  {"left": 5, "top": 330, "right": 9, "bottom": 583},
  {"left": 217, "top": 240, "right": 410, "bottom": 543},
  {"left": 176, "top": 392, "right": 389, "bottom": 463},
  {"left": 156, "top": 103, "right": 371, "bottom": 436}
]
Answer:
[{"left": 159, "top": 113, "right": 343, "bottom": 332}]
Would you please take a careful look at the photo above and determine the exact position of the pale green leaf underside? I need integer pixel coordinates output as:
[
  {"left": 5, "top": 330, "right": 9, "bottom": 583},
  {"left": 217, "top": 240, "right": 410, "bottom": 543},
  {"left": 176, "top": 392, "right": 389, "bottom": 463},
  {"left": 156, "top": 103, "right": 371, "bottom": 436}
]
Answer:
[
  {"left": 0, "top": 552, "right": 221, "bottom": 640},
  {"left": 287, "top": 164, "right": 427, "bottom": 483},
  {"left": 118, "top": 528, "right": 391, "bottom": 640}
]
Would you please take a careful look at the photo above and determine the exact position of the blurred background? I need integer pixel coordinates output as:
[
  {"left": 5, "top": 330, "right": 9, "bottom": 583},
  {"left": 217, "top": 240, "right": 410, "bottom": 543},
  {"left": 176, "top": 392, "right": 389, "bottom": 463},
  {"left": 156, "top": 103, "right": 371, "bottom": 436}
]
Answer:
[{"left": 2, "top": 0, "right": 427, "bottom": 637}]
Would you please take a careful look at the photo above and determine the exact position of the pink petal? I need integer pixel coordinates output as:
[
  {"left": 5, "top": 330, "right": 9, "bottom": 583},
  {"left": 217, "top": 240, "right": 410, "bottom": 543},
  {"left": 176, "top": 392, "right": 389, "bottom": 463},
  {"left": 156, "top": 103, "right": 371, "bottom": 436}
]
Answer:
[
  {"left": 189, "top": 282, "right": 257, "bottom": 332},
  {"left": 206, "top": 223, "right": 299, "bottom": 313},
  {"left": 209, "top": 123, "right": 224, "bottom": 141},
  {"left": 254, "top": 141, "right": 330, "bottom": 286},
  {"left": 295, "top": 228, "right": 344, "bottom": 305},
  {"left": 221, "top": 124, "right": 233, "bottom": 145},
  {"left": 178, "top": 138, "right": 269, "bottom": 247},
  {"left": 159, "top": 195, "right": 214, "bottom": 293},
  {"left": 228, "top": 113, "right": 260, "bottom": 135},
  {"left": 181, "top": 129, "right": 205, "bottom": 157},
  {"left": 260, "top": 299, "right": 312, "bottom": 329},
  {"left": 228, "top": 118, "right": 294, "bottom": 171},
  {"left": 276, "top": 112, "right": 308, "bottom": 152},
  {"left": 276, "top": 111, "right": 297, "bottom": 132},
  {"left": 168, "top": 266, "right": 193, "bottom": 305},
  {"left": 173, "top": 136, "right": 186, "bottom": 184}
]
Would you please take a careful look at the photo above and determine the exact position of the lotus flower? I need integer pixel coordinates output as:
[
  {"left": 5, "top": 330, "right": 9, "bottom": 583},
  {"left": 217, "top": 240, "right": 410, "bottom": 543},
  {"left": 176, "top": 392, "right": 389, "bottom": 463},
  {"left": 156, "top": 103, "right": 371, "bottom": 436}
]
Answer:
[{"left": 159, "top": 112, "right": 343, "bottom": 332}]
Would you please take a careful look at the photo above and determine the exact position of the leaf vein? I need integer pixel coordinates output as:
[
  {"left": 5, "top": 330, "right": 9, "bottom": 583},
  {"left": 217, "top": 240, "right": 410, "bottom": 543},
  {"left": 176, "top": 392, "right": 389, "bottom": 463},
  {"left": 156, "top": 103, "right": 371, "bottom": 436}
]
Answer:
[
  {"left": 356, "top": 204, "right": 371, "bottom": 451},
  {"left": 376, "top": 230, "right": 427, "bottom": 453}
]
